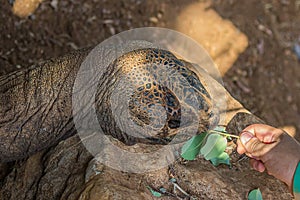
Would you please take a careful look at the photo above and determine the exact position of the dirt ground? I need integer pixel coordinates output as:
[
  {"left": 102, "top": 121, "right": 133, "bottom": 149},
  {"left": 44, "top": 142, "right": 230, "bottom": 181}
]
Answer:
[
  {"left": 0, "top": 0, "right": 299, "bottom": 199},
  {"left": 212, "top": 0, "right": 300, "bottom": 142}
]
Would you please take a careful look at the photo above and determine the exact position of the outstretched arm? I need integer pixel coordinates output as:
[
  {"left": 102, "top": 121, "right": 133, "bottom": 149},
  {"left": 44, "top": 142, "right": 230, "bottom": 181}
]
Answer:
[{"left": 237, "top": 124, "right": 300, "bottom": 198}]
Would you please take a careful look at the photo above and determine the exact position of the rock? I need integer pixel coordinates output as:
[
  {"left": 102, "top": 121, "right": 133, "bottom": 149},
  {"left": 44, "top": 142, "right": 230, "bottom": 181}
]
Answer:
[
  {"left": 79, "top": 177, "right": 153, "bottom": 200},
  {"left": 12, "top": 0, "right": 43, "bottom": 18},
  {"left": 80, "top": 166, "right": 170, "bottom": 200},
  {"left": 170, "top": 160, "right": 291, "bottom": 199},
  {"left": 0, "top": 135, "right": 92, "bottom": 200},
  {"left": 149, "top": 17, "right": 159, "bottom": 24},
  {"left": 172, "top": 1, "right": 248, "bottom": 76}
]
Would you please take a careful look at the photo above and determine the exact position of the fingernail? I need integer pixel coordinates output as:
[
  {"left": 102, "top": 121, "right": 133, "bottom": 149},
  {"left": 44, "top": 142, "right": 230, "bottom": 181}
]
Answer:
[{"left": 240, "top": 131, "right": 254, "bottom": 145}]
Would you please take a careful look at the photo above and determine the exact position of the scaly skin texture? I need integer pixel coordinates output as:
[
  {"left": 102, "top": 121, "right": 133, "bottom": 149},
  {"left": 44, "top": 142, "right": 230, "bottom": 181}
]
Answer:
[
  {"left": 0, "top": 48, "right": 91, "bottom": 162},
  {"left": 0, "top": 48, "right": 219, "bottom": 162}
]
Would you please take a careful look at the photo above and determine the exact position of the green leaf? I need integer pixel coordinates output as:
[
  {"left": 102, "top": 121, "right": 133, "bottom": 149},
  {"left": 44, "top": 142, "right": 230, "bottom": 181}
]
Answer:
[
  {"left": 210, "top": 152, "right": 230, "bottom": 166},
  {"left": 200, "top": 133, "right": 227, "bottom": 160},
  {"left": 181, "top": 132, "right": 208, "bottom": 160},
  {"left": 146, "top": 186, "right": 162, "bottom": 197},
  {"left": 213, "top": 126, "right": 227, "bottom": 133},
  {"left": 159, "top": 187, "right": 167, "bottom": 193},
  {"left": 248, "top": 188, "right": 263, "bottom": 200},
  {"left": 169, "top": 178, "right": 177, "bottom": 183}
]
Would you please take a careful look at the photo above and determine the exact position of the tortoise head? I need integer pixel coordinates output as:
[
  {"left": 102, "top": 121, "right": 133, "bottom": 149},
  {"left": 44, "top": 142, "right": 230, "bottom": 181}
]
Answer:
[{"left": 95, "top": 48, "right": 219, "bottom": 145}]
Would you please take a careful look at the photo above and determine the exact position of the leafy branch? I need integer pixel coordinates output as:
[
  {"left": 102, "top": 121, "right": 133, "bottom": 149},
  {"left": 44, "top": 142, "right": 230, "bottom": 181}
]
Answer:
[{"left": 180, "top": 126, "right": 239, "bottom": 166}]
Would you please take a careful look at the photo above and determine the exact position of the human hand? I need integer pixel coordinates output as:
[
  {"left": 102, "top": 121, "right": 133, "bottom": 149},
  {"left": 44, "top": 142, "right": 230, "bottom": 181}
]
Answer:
[{"left": 236, "top": 124, "right": 300, "bottom": 191}]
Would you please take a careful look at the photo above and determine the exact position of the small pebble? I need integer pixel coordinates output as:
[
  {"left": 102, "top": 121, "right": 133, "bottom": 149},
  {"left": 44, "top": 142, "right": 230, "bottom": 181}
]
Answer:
[
  {"left": 149, "top": 17, "right": 158, "bottom": 24},
  {"left": 157, "top": 12, "right": 163, "bottom": 19},
  {"left": 286, "top": 95, "right": 292, "bottom": 103},
  {"left": 50, "top": 0, "right": 58, "bottom": 11},
  {"left": 12, "top": 0, "right": 43, "bottom": 18},
  {"left": 103, "top": 19, "right": 114, "bottom": 24}
]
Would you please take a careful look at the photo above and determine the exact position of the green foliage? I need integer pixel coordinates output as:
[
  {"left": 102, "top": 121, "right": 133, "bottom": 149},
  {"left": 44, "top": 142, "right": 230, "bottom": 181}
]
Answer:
[
  {"left": 181, "top": 132, "right": 208, "bottom": 160},
  {"left": 200, "top": 133, "right": 227, "bottom": 160},
  {"left": 159, "top": 187, "right": 167, "bottom": 193},
  {"left": 146, "top": 186, "right": 162, "bottom": 197},
  {"left": 169, "top": 178, "right": 177, "bottom": 183},
  {"left": 210, "top": 152, "right": 230, "bottom": 166},
  {"left": 248, "top": 188, "right": 263, "bottom": 200},
  {"left": 180, "top": 126, "right": 232, "bottom": 166}
]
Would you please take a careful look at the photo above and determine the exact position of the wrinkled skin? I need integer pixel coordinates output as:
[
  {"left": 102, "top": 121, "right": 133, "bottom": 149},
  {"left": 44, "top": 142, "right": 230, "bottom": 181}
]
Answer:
[{"left": 0, "top": 48, "right": 219, "bottom": 162}]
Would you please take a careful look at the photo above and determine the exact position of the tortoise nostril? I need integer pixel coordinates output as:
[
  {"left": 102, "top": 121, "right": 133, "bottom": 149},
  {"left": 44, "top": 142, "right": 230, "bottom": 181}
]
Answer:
[{"left": 168, "top": 120, "right": 181, "bottom": 129}]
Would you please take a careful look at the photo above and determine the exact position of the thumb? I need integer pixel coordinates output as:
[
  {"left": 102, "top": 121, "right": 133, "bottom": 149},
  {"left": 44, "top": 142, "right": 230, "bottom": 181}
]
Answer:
[
  {"left": 240, "top": 131, "right": 266, "bottom": 158},
  {"left": 240, "top": 131, "right": 254, "bottom": 145}
]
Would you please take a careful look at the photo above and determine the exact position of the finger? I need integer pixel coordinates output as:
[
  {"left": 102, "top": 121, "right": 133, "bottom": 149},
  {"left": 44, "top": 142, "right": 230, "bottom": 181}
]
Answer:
[
  {"left": 236, "top": 139, "right": 246, "bottom": 154},
  {"left": 242, "top": 124, "right": 282, "bottom": 143},
  {"left": 239, "top": 131, "right": 269, "bottom": 157},
  {"left": 250, "top": 159, "right": 265, "bottom": 172}
]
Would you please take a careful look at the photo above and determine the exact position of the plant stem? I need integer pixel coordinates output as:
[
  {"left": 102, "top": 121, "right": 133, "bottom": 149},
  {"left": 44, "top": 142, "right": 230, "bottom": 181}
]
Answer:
[{"left": 208, "top": 130, "right": 240, "bottom": 139}]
